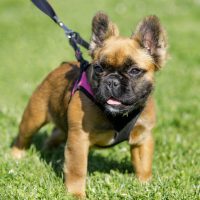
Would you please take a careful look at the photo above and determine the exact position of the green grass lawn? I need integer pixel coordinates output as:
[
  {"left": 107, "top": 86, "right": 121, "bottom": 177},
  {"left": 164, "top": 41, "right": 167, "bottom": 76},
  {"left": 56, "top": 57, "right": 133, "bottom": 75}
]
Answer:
[{"left": 0, "top": 0, "right": 200, "bottom": 199}]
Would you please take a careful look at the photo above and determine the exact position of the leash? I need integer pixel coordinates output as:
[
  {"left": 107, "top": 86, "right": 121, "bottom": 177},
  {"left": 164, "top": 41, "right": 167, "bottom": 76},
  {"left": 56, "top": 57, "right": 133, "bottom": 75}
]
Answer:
[{"left": 31, "top": 0, "right": 89, "bottom": 67}]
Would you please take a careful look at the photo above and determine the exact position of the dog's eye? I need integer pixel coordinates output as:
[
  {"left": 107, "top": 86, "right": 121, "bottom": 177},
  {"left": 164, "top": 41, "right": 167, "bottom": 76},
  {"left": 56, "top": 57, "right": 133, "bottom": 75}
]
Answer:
[
  {"left": 128, "top": 67, "right": 143, "bottom": 76},
  {"left": 93, "top": 64, "right": 103, "bottom": 74}
]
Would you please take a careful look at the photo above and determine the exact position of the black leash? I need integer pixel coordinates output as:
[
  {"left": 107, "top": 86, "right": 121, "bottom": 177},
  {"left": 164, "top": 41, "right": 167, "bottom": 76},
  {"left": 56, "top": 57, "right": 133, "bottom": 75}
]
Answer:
[{"left": 31, "top": 0, "right": 89, "bottom": 66}]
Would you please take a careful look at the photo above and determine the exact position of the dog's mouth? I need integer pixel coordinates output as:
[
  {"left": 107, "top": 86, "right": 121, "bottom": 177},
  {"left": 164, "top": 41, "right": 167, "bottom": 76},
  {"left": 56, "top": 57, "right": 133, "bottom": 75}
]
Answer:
[
  {"left": 106, "top": 98, "right": 122, "bottom": 106},
  {"left": 106, "top": 97, "right": 134, "bottom": 107},
  {"left": 104, "top": 97, "right": 133, "bottom": 115}
]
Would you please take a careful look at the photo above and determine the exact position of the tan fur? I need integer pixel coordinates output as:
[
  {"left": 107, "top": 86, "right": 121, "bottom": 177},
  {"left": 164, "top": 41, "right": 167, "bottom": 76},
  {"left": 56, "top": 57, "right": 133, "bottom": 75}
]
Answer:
[
  {"left": 95, "top": 37, "right": 155, "bottom": 71},
  {"left": 12, "top": 13, "right": 167, "bottom": 198}
]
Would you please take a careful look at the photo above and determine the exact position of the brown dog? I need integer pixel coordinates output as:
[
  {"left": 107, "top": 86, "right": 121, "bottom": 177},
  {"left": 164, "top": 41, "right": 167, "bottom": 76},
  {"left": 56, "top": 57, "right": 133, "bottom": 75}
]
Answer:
[{"left": 12, "top": 12, "right": 167, "bottom": 198}]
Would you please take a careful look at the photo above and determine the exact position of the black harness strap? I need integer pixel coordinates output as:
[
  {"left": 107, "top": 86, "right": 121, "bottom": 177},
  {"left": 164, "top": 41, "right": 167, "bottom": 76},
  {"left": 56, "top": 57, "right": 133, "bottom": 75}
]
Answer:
[
  {"left": 96, "top": 108, "right": 143, "bottom": 148},
  {"left": 31, "top": 0, "right": 144, "bottom": 148}
]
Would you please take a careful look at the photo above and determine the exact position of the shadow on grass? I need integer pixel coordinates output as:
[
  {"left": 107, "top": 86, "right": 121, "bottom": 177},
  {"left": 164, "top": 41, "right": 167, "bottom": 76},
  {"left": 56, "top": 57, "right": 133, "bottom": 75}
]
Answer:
[{"left": 18, "top": 132, "right": 133, "bottom": 178}]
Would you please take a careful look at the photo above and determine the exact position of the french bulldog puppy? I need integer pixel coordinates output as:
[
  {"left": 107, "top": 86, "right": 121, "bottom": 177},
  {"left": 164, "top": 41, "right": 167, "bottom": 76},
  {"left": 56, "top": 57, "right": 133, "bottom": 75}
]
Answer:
[{"left": 12, "top": 12, "right": 167, "bottom": 198}]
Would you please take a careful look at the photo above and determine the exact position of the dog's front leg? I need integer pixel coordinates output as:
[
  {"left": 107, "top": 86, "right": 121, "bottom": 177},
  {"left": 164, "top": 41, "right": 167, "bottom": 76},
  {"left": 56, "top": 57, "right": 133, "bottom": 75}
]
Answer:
[
  {"left": 64, "top": 128, "right": 89, "bottom": 198},
  {"left": 130, "top": 130, "right": 154, "bottom": 182}
]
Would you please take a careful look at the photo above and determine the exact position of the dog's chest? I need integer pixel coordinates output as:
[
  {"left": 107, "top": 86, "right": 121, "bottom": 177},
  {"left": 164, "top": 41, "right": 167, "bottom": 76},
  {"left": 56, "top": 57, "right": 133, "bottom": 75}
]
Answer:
[
  {"left": 93, "top": 120, "right": 112, "bottom": 132},
  {"left": 87, "top": 115, "right": 116, "bottom": 146}
]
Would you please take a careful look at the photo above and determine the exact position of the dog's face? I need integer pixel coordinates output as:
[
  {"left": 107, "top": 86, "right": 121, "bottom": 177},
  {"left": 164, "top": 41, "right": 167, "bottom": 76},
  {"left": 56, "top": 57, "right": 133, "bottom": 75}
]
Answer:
[{"left": 88, "top": 13, "right": 167, "bottom": 116}]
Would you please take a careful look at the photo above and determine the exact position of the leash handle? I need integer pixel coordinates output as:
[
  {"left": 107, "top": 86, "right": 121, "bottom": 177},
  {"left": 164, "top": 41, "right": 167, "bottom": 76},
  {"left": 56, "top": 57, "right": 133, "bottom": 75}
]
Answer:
[{"left": 31, "top": 0, "right": 89, "bottom": 49}]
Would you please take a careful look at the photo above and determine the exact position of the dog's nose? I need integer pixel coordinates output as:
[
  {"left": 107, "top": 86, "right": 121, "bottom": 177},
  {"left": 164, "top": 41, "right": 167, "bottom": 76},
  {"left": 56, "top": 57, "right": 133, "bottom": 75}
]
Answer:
[{"left": 107, "top": 77, "right": 120, "bottom": 90}]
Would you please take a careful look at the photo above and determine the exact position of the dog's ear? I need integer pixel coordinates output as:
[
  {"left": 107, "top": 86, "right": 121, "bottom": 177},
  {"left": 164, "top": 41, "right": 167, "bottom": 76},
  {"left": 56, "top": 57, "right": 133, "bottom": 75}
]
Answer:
[
  {"left": 132, "top": 15, "right": 167, "bottom": 70},
  {"left": 90, "top": 12, "right": 119, "bottom": 57}
]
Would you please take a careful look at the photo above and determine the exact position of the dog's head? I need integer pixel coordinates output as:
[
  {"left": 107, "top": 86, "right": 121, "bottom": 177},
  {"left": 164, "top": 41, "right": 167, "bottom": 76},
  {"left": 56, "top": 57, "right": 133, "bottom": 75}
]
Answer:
[{"left": 87, "top": 12, "right": 167, "bottom": 116}]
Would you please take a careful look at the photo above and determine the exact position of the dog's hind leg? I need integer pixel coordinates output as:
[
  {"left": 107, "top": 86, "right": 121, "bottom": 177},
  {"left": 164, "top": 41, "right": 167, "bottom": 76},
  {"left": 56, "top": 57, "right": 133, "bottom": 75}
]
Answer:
[
  {"left": 12, "top": 87, "right": 49, "bottom": 159},
  {"left": 43, "top": 127, "right": 66, "bottom": 149}
]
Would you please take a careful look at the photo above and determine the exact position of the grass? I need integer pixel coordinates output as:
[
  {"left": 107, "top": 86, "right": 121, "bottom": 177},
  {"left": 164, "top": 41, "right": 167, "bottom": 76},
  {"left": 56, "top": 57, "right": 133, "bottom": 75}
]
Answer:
[{"left": 0, "top": 0, "right": 200, "bottom": 199}]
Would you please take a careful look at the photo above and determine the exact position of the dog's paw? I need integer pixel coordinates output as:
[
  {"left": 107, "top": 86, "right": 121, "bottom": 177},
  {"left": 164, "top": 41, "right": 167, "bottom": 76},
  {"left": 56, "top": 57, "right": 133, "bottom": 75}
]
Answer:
[
  {"left": 66, "top": 186, "right": 86, "bottom": 199},
  {"left": 11, "top": 146, "right": 25, "bottom": 159},
  {"left": 73, "top": 193, "right": 86, "bottom": 200},
  {"left": 137, "top": 172, "right": 152, "bottom": 183}
]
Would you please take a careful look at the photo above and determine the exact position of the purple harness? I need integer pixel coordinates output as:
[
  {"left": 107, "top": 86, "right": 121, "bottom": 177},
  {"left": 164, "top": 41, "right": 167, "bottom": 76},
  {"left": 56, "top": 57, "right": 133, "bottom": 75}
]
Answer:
[{"left": 72, "top": 71, "right": 93, "bottom": 97}]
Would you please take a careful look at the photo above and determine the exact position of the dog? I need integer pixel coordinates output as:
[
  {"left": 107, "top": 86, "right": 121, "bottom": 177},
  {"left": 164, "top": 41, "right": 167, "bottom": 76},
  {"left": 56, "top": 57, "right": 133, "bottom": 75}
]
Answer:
[{"left": 12, "top": 12, "right": 167, "bottom": 198}]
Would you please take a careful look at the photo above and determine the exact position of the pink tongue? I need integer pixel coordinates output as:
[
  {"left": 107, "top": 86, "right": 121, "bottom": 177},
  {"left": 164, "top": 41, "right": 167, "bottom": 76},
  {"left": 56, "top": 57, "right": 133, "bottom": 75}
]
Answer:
[{"left": 107, "top": 98, "right": 121, "bottom": 105}]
